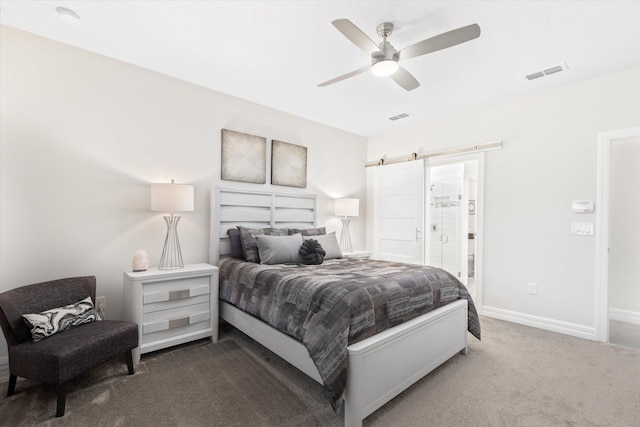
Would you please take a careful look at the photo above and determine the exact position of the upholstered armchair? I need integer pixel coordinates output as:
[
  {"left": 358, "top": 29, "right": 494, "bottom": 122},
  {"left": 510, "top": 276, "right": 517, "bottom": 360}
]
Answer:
[{"left": 0, "top": 276, "right": 138, "bottom": 417}]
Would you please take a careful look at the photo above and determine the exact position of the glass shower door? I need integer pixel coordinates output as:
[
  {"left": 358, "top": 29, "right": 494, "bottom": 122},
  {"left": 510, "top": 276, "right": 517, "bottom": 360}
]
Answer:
[{"left": 429, "top": 182, "right": 462, "bottom": 279}]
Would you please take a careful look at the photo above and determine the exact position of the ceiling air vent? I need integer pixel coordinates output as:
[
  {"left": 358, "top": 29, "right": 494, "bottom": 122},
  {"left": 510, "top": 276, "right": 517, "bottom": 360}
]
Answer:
[
  {"left": 526, "top": 71, "right": 544, "bottom": 81},
  {"left": 543, "top": 65, "right": 563, "bottom": 75},
  {"left": 525, "top": 63, "right": 568, "bottom": 81},
  {"left": 389, "top": 112, "right": 410, "bottom": 121}
]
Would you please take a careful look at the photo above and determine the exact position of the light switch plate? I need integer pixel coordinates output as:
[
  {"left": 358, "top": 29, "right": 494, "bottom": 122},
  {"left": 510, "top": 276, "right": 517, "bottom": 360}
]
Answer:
[{"left": 571, "top": 222, "right": 594, "bottom": 235}]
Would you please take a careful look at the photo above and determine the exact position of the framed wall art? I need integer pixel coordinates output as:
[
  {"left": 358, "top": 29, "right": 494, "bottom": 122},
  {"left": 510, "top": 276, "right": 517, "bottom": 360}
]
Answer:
[
  {"left": 221, "top": 129, "right": 266, "bottom": 184},
  {"left": 271, "top": 140, "right": 307, "bottom": 188}
]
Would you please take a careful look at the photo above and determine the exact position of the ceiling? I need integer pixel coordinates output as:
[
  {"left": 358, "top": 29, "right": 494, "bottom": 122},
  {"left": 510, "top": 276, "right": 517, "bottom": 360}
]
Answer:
[{"left": 2, "top": 1, "right": 640, "bottom": 137}]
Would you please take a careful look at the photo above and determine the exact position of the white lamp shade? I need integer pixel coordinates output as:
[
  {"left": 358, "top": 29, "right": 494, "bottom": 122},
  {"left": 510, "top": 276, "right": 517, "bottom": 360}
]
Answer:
[
  {"left": 150, "top": 183, "right": 194, "bottom": 212},
  {"left": 334, "top": 198, "right": 359, "bottom": 217}
]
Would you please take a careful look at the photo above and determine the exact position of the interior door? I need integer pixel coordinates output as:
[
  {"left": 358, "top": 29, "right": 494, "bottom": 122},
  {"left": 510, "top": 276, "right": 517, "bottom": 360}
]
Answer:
[{"left": 373, "top": 160, "right": 424, "bottom": 264}]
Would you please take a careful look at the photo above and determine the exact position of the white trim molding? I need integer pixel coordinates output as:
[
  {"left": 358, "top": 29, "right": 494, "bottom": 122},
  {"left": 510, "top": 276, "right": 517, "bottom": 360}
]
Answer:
[
  {"left": 609, "top": 308, "right": 640, "bottom": 326},
  {"left": 482, "top": 306, "right": 596, "bottom": 341}
]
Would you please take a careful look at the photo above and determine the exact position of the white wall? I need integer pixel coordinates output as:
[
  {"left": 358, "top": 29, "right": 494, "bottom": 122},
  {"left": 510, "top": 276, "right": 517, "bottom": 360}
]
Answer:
[
  {"left": 367, "top": 65, "right": 640, "bottom": 338},
  {"left": 0, "top": 26, "right": 367, "bottom": 358},
  {"left": 609, "top": 137, "right": 640, "bottom": 315}
]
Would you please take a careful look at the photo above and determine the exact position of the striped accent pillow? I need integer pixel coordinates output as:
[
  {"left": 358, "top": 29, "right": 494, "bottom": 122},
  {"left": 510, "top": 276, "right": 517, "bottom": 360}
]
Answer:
[
  {"left": 237, "top": 226, "right": 289, "bottom": 263},
  {"left": 22, "top": 297, "right": 101, "bottom": 343},
  {"left": 288, "top": 227, "right": 326, "bottom": 236}
]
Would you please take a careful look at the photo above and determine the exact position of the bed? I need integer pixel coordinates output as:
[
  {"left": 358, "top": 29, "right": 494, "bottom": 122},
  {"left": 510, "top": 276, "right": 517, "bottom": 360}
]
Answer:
[{"left": 209, "top": 188, "right": 480, "bottom": 427}]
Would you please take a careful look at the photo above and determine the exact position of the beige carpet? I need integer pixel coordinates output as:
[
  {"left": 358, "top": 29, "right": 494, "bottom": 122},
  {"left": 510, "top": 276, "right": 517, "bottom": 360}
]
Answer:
[{"left": 1, "top": 317, "right": 639, "bottom": 426}]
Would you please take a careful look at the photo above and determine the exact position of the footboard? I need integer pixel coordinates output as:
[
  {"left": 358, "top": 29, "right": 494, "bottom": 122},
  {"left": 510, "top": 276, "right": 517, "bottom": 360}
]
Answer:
[
  {"left": 344, "top": 299, "right": 468, "bottom": 427},
  {"left": 221, "top": 298, "right": 468, "bottom": 427}
]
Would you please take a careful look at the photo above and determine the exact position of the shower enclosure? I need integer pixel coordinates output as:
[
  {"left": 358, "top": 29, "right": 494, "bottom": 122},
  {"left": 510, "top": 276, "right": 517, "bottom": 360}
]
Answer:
[{"left": 429, "top": 182, "right": 463, "bottom": 281}]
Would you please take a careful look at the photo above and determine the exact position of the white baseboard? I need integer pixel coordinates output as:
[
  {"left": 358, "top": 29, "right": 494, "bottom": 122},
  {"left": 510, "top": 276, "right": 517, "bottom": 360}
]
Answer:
[
  {"left": 609, "top": 308, "right": 640, "bottom": 326},
  {"left": 482, "top": 306, "right": 597, "bottom": 341},
  {"left": 0, "top": 356, "right": 8, "bottom": 384}
]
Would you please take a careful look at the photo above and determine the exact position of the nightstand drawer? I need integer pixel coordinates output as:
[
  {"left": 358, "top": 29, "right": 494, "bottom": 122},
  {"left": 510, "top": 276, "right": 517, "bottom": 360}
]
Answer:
[
  {"left": 142, "top": 302, "right": 210, "bottom": 335},
  {"left": 143, "top": 276, "right": 210, "bottom": 298},
  {"left": 142, "top": 319, "right": 211, "bottom": 344},
  {"left": 142, "top": 293, "right": 209, "bottom": 314}
]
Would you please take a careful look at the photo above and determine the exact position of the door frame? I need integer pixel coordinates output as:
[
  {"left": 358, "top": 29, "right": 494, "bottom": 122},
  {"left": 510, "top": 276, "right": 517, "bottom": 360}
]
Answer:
[
  {"left": 425, "top": 152, "right": 485, "bottom": 313},
  {"left": 595, "top": 127, "right": 640, "bottom": 342}
]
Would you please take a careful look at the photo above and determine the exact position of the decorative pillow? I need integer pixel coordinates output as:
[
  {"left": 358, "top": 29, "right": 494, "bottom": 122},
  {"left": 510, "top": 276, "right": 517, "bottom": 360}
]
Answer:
[
  {"left": 256, "top": 234, "right": 303, "bottom": 265},
  {"left": 22, "top": 297, "right": 100, "bottom": 343},
  {"left": 238, "top": 226, "right": 289, "bottom": 263},
  {"left": 227, "top": 228, "right": 245, "bottom": 259},
  {"left": 299, "top": 239, "right": 326, "bottom": 265},
  {"left": 288, "top": 227, "right": 326, "bottom": 236},
  {"left": 305, "top": 232, "right": 342, "bottom": 260}
]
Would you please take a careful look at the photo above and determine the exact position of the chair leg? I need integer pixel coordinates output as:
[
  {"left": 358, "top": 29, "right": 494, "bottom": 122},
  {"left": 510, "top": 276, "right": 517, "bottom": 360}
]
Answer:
[
  {"left": 7, "top": 374, "right": 17, "bottom": 397},
  {"left": 56, "top": 384, "right": 66, "bottom": 417},
  {"left": 125, "top": 350, "right": 134, "bottom": 375}
]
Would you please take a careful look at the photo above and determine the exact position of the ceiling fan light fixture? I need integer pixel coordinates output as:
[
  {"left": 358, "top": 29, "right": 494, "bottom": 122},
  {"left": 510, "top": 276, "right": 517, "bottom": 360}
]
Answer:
[{"left": 371, "top": 59, "right": 399, "bottom": 77}]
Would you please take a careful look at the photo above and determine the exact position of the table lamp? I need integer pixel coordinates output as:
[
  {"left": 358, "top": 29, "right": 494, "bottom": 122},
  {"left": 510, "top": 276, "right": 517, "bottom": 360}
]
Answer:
[
  {"left": 334, "top": 197, "right": 359, "bottom": 253},
  {"left": 150, "top": 179, "right": 194, "bottom": 269}
]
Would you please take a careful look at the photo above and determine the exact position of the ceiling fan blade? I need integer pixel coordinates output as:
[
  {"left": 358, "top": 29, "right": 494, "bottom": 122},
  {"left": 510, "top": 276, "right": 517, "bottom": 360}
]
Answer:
[
  {"left": 399, "top": 23, "right": 481, "bottom": 60},
  {"left": 317, "top": 65, "right": 371, "bottom": 87},
  {"left": 390, "top": 66, "right": 420, "bottom": 91},
  {"left": 332, "top": 19, "right": 380, "bottom": 55}
]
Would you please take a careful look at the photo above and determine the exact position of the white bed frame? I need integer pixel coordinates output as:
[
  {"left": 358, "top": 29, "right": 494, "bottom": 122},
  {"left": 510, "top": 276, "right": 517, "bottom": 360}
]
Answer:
[{"left": 209, "top": 188, "right": 468, "bottom": 427}]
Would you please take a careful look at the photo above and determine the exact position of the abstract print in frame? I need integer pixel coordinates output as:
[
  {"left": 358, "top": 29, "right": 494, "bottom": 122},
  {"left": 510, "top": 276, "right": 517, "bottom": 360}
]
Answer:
[
  {"left": 221, "top": 129, "right": 266, "bottom": 184},
  {"left": 271, "top": 140, "right": 307, "bottom": 188}
]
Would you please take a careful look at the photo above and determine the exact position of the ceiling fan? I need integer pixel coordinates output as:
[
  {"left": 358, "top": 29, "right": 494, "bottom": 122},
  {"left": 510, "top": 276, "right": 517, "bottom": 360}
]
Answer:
[{"left": 318, "top": 19, "right": 481, "bottom": 91}]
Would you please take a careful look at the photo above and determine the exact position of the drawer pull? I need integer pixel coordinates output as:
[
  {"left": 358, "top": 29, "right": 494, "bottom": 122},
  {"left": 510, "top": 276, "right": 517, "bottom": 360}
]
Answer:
[
  {"left": 168, "top": 317, "right": 190, "bottom": 329},
  {"left": 169, "top": 289, "right": 190, "bottom": 300}
]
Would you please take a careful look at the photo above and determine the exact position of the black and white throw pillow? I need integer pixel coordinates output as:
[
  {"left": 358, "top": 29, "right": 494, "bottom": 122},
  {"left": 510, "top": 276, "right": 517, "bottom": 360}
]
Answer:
[{"left": 22, "top": 296, "right": 101, "bottom": 343}]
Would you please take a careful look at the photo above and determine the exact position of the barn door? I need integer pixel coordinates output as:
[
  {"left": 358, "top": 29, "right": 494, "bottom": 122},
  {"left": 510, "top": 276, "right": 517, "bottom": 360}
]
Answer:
[{"left": 373, "top": 160, "right": 424, "bottom": 264}]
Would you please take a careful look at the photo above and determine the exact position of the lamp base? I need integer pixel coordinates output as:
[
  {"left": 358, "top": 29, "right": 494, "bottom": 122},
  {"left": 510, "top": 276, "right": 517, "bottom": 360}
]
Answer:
[
  {"left": 158, "top": 215, "right": 184, "bottom": 270},
  {"left": 339, "top": 217, "right": 353, "bottom": 254}
]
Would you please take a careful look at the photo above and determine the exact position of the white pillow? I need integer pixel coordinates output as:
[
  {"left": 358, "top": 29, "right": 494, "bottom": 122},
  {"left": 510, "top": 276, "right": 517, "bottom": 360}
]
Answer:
[
  {"left": 256, "top": 233, "right": 304, "bottom": 264},
  {"left": 304, "top": 232, "right": 343, "bottom": 260}
]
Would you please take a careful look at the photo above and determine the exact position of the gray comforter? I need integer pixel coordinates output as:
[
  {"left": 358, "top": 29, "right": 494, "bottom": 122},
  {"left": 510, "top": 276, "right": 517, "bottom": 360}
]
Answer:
[{"left": 218, "top": 257, "right": 481, "bottom": 408}]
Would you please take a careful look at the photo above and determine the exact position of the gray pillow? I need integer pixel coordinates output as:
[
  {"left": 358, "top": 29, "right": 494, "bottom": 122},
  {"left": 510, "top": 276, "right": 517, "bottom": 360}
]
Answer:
[
  {"left": 256, "top": 233, "right": 304, "bottom": 265},
  {"left": 288, "top": 227, "right": 326, "bottom": 236},
  {"left": 238, "top": 226, "right": 289, "bottom": 263},
  {"left": 227, "top": 228, "right": 245, "bottom": 259},
  {"left": 305, "top": 232, "right": 342, "bottom": 260}
]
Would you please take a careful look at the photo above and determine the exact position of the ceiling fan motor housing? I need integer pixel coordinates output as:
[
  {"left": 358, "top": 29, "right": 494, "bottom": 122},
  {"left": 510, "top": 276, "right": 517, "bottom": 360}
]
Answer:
[
  {"left": 372, "top": 22, "right": 399, "bottom": 68},
  {"left": 376, "top": 22, "right": 394, "bottom": 38}
]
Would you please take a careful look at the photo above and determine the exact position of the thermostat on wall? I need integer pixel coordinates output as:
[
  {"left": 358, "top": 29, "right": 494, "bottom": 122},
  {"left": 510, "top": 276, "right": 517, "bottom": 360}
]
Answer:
[{"left": 571, "top": 200, "right": 594, "bottom": 213}]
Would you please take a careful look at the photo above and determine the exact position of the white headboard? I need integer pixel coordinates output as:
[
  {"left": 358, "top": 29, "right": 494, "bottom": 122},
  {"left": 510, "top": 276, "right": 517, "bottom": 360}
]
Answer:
[{"left": 209, "top": 188, "right": 318, "bottom": 264}]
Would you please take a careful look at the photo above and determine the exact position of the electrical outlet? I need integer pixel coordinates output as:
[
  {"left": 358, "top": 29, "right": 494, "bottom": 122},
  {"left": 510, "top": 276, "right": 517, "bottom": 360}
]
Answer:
[
  {"left": 96, "top": 296, "right": 106, "bottom": 312},
  {"left": 527, "top": 282, "right": 537, "bottom": 295}
]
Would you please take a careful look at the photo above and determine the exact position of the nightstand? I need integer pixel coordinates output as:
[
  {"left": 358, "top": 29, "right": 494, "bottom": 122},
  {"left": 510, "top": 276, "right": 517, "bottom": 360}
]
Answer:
[
  {"left": 123, "top": 263, "right": 219, "bottom": 364},
  {"left": 343, "top": 250, "right": 371, "bottom": 259}
]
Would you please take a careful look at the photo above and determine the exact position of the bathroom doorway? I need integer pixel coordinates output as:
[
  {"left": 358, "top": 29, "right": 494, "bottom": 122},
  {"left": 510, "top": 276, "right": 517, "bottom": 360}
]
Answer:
[{"left": 425, "top": 154, "right": 482, "bottom": 302}]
